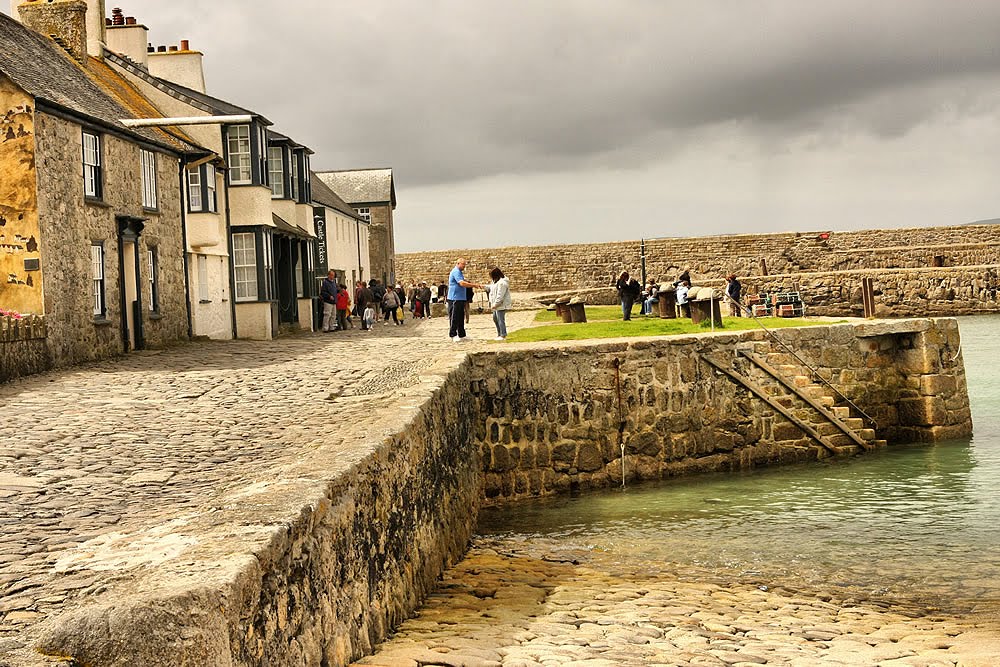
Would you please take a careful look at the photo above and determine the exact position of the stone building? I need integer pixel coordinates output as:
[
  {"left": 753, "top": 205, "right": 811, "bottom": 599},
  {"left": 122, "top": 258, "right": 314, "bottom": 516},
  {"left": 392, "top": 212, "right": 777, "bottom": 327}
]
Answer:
[
  {"left": 316, "top": 168, "right": 396, "bottom": 285},
  {"left": 97, "top": 10, "right": 320, "bottom": 339},
  {"left": 310, "top": 173, "right": 371, "bottom": 290},
  {"left": 0, "top": 3, "right": 194, "bottom": 367}
]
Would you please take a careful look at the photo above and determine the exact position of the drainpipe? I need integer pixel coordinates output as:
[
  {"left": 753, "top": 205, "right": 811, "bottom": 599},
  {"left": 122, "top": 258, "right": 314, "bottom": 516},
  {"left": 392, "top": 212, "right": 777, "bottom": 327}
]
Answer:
[
  {"left": 178, "top": 158, "right": 194, "bottom": 339},
  {"left": 223, "top": 167, "right": 238, "bottom": 339}
]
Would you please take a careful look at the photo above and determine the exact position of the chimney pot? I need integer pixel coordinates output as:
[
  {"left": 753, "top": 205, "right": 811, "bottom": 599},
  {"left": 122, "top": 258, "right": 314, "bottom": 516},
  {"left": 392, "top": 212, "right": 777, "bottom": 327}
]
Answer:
[
  {"left": 125, "top": 16, "right": 135, "bottom": 25},
  {"left": 111, "top": 7, "right": 124, "bottom": 25},
  {"left": 105, "top": 17, "right": 111, "bottom": 26},
  {"left": 157, "top": 45, "right": 166, "bottom": 52},
  {"left": 180, "top": 39, "right": 189, "bottom": 51},
  {"left": 147, "top": 45, "right": 154, "bottom": 53},
  {"left": 168, "top": 45, "right": 178, "bottom": 52}
]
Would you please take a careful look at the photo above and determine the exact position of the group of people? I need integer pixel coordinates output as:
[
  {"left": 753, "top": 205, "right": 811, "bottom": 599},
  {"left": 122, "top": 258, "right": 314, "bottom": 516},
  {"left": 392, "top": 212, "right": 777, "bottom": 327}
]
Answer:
[
  {"left": 614, "top": 268, "right": 743, "bottom": 320},
  {"left": 321, "top": 259, "right": 514, "bottom": 342}
]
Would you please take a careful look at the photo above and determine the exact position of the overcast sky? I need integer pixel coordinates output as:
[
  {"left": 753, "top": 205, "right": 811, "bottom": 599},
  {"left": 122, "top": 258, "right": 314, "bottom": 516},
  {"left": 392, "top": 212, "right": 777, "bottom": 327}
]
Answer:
[{"left": 10, "top": 1, "right": 1000, "bottom": 251}]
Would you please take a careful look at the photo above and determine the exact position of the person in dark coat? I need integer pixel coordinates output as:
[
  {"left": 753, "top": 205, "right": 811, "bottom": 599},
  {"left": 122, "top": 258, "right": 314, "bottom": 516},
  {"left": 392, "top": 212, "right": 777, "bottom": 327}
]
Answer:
[
  {"left": 725, "top": 273, "right": 743, "bottom": 317},
  {"left": 616, "top": 271, "right": 636, "bottom": 321}
]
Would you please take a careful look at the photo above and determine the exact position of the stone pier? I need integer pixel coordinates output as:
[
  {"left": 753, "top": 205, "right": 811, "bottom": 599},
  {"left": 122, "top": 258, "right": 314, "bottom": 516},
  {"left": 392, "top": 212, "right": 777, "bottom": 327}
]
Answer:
[{"left": 0, "top": 314, "right": 972, "bottom": 666}]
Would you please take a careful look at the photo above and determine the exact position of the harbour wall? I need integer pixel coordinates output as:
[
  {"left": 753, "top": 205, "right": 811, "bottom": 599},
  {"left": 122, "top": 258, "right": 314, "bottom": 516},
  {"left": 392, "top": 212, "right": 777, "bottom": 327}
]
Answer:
[
  {"left": 395, "top": 223, "right": 1000, "bottom": 294},
  {"left": 35, "top": 319, "right": 970, "bottom": 665},
  {"left": 468, "top": 318, "right": 970, "bottom": 502}
]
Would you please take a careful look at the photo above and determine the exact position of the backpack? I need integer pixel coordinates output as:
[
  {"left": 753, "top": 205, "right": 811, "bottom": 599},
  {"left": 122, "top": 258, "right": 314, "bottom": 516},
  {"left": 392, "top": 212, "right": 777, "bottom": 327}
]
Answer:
[{"left": 628, "top": 278, "right": 641, "bottom": 297}]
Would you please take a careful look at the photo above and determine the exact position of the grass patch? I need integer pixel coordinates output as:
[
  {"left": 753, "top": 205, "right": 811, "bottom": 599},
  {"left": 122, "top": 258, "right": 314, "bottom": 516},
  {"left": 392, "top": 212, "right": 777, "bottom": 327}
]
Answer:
[{"left": 509, "top": 308, "right": 831, "bottom": 343}]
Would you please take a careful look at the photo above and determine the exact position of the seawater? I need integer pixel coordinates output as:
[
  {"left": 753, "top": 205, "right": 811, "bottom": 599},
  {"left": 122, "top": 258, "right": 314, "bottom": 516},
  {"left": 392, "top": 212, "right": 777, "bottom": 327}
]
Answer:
[{"left": 478, "top": 315, "right": 1000, "bottom": 613}]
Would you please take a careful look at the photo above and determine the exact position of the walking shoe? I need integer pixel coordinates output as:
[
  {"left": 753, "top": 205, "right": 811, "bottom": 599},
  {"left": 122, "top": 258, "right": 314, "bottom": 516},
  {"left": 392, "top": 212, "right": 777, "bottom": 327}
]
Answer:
[
  {"left": 452, "top": 335, "right": 460, "bottom": 342},
  {"left": 494, "top": 336, "right": 505, "bottom": 341}
]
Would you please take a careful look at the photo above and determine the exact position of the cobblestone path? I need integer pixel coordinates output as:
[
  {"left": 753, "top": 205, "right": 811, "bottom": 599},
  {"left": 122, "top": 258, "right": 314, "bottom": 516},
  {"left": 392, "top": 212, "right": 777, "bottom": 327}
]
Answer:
[{"left": 0, "top": 312, "right": 533, "bottom": 665}]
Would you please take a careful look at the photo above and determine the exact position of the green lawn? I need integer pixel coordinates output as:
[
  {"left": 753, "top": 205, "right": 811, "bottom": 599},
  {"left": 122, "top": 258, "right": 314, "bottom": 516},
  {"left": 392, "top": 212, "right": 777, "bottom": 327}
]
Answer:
[{"left": 506, "top": 306, "right": 829, "bottom": 343}]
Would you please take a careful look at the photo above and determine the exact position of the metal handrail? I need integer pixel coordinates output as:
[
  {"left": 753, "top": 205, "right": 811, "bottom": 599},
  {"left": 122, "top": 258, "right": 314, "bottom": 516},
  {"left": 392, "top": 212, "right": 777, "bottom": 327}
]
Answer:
[{"left": 726, "top": 295, "right": 878, "bottom": 429}]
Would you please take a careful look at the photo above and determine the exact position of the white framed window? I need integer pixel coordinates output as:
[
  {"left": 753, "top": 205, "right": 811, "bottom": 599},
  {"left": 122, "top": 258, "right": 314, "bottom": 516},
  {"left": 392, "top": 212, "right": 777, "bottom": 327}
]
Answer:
[
  {"left": 141, "top": 149, "right": 157, "bottom": 209},
  {"left": 91, "top": 243, "right": 105, "bottom": 317},
  {"left": 290, "top": 152, "right": 299, "bottom": 201},
  {"left": 197, "top": 254, "right": 209, "bottom": 302},
  {"left": 227, "top": 124, "right": 252, "bottom": 184},
  {"left": 83, "top": 131, "right": 102, "bottom": 198},
  {"left": 205, "top": 164, "right": 217, "bottom": 212},
  {"left": 147, "top": 248, "right": 159, "bottom": 312},
  {"left": 187, "top": 168, "right": 203, "bottom": 211},
  {"left": 232, "top": 233, "right": 258, "bottom": 301},
  {"left": 268, "top": 147, "right": 284, "bottom": 198},
  {"left": 356, "top": 207, "right": 371, "bottom": 222}
]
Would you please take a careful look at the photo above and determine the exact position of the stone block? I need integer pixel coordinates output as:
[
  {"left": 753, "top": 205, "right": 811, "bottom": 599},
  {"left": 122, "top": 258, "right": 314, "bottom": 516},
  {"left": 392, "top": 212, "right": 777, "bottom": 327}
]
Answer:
[
  {"left": 897, "top": 397, "right": 947, "bottom": 426},
  {"left": 920, "top": 374, "right": 956, "bottom": 396},
  {"left": 576, "top": 443, "right": 604, "bottom": 472}
]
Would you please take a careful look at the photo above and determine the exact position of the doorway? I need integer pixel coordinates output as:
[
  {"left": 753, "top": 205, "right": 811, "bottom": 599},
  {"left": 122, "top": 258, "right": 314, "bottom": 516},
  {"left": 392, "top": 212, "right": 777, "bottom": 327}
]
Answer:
[{"left": 116, "top": 216, "right": 146, "bottom": 352}]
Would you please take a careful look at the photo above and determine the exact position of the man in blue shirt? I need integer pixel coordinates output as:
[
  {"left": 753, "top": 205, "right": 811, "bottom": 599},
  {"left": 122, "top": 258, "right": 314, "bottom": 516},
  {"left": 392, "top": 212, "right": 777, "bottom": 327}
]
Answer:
[{"left": 448, "top": 258, "right": 480, "bottom": 341}]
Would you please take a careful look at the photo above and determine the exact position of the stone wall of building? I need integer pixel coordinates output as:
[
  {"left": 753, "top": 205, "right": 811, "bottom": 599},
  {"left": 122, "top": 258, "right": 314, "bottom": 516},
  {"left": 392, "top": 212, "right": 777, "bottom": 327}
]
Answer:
[
  {"left": 0, "top": 76, "right": 43, "bottom": 316},
  {"left": 32, "top": 111, "right": 188, "bottom": 368},
  {"left": 367, "top": 204, "right": 395, "bottom": 285},
  {"left": 396, "top": 224, "right": 1000, "bottom": 293},
  {"left": 466, "top": 318, "right": 970, "bottom": 502}
]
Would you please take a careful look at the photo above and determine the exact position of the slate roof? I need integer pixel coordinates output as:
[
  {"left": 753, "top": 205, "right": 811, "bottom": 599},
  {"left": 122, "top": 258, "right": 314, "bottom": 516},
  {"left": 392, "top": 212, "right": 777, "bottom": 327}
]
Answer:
[
  {"left": 310, "top": 173, "right": 367, "bottom": 223},
  {"left": 0, "top": 12, "right": 180, "bottom": 152},
  {"left": 315, "top": 168, "right": 395, "bottom": 207}
]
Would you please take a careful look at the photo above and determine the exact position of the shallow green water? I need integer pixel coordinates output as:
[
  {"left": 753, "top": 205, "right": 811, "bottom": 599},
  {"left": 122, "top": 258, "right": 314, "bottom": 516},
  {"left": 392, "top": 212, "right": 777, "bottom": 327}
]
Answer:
[{"left": 478, "top": 316, "right": 1000, "bottom": 612}]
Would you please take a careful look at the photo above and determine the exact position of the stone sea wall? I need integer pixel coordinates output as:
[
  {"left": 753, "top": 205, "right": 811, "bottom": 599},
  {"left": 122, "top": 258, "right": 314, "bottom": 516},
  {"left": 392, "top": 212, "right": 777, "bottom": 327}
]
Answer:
[
  {"left": 38, "top": 359, "right": 483, "bottom": 667},
  {"left": 396, "top": 223, "right": 1000, "bottom": 293},
  {"left": 467, "top": 319, "right": 970, "bottom": 502},
  {"left": 537, "top": 265, "right": 1000, "bottom": 317}
]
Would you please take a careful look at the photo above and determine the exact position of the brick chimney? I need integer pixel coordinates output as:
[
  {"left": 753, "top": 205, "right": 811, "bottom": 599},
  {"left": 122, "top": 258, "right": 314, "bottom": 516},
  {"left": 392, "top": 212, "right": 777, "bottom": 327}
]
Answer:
[
  {"left": 148, "top": 39, "right": 207, "bottom": 93},
  {"left": 16, "top": 0, "right": 89, "bottom": 63},
  {"left": 105, "top": 6, "right": 149, "bottom": 68}
]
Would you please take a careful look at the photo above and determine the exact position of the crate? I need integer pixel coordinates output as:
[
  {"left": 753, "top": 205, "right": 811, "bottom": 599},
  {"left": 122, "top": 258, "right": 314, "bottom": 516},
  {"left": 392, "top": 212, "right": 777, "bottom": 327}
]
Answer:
[{"left": 752, "top": 304, "right": 769, "bottom": 317}]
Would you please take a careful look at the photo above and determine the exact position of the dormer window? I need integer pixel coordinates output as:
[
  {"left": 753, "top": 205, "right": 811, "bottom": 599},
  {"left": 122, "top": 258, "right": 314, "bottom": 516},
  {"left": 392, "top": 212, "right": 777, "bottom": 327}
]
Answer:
[
  {"left": 227, "top": 124, "right": 252, "bottom": 184},
  {"left": 290, "top": 150, "right": 299, "bottom": 201},
  {"left": 268, "top": 146, "right": 285, "bottom": 198}
]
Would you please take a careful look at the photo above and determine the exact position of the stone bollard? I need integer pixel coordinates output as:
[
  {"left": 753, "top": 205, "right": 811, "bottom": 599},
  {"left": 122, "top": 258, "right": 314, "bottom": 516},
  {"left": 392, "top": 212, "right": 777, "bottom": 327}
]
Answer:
[
  {"left": 568, "top": 297, "right": 587, "bottom": 323},
  {"left": 555, "top": 296, "right": 573, "bottom": 323},
  {"left": 689, "top": 288, "right": 723, "bottom": 326},
  {"left": 658, "top": 286, "right": 677, "bottom": 319},
  {"left": 430, "top": 301, "right": 448, "bottom": 318}
]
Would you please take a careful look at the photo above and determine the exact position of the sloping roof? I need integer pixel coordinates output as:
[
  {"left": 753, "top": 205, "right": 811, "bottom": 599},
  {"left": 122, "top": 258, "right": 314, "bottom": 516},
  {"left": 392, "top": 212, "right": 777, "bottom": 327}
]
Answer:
[
  {"left": 315, "top": 168, "right": 395, "bottom": 207},
  {"left": 102, "top": 49, "right": 272, "bottom": 126},
  {"left": 85, "top": 56, "right": 204, "bottom": 154},
  {"left": 271, "top": 213, "right": 312, "bottom": 239},
  {"left": 0, "top": 13, "right": 178, "bottom": 152},
  {"left": 310, "top": 173, "right": 366, "bottom": 223}
]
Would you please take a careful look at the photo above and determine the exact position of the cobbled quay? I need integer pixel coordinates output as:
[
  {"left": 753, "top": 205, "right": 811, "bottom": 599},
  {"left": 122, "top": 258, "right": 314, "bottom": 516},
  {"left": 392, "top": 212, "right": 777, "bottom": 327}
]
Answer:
[{"left": 0, "top": 312, "right": 534, "bottom": 666}]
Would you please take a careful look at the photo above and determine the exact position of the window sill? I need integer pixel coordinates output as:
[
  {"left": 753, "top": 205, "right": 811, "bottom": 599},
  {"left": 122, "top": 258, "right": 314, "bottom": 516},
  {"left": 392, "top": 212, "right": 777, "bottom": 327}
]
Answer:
[
  {"left": 85, "top": 197, "right": 110, "bottom": 208},
  {"left": 149, "top": 312, "right": 163, "bottom": 320},
  {"left": 199, "top": 299, "right": 212, "bottom": 304},
  {"left": 93, "top": 317, "right": 113, "bottom": 326},
  {"left": 142, "top": 207, "right": 160, "bottom": 215}
]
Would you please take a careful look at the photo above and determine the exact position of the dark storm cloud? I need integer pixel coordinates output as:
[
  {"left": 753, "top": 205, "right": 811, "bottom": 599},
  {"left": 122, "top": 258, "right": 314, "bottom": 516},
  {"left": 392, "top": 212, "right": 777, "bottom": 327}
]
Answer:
[{"left": 95, "top": 1, "right": 1000, "bottom": 185}]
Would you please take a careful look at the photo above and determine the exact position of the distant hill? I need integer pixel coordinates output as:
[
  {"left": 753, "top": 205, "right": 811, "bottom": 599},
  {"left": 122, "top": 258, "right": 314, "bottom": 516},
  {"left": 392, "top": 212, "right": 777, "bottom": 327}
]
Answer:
[{"left": 965, "top": 218, "right": 1000, "bottom": 226}]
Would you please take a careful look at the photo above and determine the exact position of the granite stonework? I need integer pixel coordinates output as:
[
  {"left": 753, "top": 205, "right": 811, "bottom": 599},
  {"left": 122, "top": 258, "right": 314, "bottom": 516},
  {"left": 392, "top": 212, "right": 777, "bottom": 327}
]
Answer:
[
  {"left": 32, "top": 356, "right": 483, "bottom": 667},
  {"left": 0, "top": 315, "right": 49, "bottom": 383},
  {"left": 395, "top": 223, "right": 1000, "bottom": 293},
  {"left": 20, "top": 319, "right": 970, "bottom": 667},
  {"left": 468, "top": 319, "right": 970, "bottom": 502},
  {"left": 33, "top": 110, "right": 188, "bottom": 367}
]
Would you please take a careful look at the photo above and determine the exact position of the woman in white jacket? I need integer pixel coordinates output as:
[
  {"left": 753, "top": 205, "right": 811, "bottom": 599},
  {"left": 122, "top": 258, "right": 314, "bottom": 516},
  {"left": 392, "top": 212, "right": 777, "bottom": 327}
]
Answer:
[{"left": 487, "top": 267, "right": 512, "bottom": 340}]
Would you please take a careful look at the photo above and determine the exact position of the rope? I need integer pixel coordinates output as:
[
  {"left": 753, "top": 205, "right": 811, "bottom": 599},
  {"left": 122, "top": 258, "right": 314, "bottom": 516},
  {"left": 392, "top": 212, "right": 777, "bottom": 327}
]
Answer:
[{"left": 613, "top": 358, "right": 627, "bottom": 487}]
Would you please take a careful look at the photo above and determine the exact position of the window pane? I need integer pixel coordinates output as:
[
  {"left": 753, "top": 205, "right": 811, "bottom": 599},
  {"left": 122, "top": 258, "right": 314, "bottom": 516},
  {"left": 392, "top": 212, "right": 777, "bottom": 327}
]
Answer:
[
  {"left": 232, "top": 233, "right": 258, "bottom": 301},
  {"left": 228, "top": 125, "right": 252, "bottom": 184},
  {"left": 268, "top": 147, "right": 284, "bottom": 197},
  {"left": 188, "top": 169, "right": 202, "bottom": 210}
]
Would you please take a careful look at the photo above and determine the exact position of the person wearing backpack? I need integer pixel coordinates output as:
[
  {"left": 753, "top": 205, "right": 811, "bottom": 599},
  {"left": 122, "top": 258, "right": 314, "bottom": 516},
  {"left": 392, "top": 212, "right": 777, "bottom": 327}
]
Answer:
[{"left": 615, "top": 271, "right": 635, "bottom": 321}]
